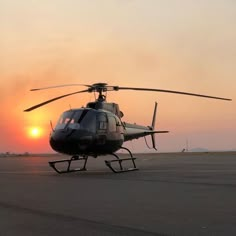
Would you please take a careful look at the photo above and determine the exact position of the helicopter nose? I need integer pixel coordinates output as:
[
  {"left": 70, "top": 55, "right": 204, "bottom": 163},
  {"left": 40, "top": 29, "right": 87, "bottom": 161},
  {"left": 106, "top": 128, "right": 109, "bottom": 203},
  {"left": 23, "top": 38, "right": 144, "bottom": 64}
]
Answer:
[{"left": 49, "top": 130, "right": 93, "bottom": 154}]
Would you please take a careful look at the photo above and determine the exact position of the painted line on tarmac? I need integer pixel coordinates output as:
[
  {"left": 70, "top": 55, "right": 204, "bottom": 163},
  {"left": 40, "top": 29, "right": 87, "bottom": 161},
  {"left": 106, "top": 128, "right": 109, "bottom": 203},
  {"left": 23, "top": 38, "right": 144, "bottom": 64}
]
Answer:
[{"left": 0, "top": 170, "right": 52, "bottom": 174}]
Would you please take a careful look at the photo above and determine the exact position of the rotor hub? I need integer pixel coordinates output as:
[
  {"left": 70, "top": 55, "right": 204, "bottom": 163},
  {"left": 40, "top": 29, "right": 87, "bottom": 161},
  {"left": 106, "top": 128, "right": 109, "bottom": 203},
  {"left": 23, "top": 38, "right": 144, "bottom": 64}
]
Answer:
[{"left": 89, "top": 83, "right": 110, "bottom": 101}]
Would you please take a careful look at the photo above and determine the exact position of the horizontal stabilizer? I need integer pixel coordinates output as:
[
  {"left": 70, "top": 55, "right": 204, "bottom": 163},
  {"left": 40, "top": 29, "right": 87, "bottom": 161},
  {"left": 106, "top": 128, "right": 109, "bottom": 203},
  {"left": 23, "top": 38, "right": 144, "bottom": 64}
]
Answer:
[{"left": 150, "top": 131, "right": 169, "bottom": 134}]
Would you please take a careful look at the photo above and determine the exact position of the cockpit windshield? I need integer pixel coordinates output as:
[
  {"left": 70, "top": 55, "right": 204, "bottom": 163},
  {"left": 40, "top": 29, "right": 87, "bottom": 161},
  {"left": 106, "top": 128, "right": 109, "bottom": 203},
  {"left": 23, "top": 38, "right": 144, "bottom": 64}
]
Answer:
[{"left": 55, "top": 109, "right": 96, "bottom": 132}]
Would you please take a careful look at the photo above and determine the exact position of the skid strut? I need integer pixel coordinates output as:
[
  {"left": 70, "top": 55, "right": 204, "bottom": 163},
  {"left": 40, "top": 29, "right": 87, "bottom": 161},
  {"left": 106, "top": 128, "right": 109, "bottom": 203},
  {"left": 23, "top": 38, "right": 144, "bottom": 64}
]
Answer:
[
  {"left": 105, "top": 147, "right": 138, "bottom": 173},
  {"left": 49, "top": 155, "right": 88, "bottom": 174}
]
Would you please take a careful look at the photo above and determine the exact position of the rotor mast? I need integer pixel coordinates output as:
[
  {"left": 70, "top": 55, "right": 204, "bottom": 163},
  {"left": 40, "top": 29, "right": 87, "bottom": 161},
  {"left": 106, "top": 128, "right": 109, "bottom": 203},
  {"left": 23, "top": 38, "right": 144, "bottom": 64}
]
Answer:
[{"left": 89, "top": 83, "right": 108, "bottom": 102}]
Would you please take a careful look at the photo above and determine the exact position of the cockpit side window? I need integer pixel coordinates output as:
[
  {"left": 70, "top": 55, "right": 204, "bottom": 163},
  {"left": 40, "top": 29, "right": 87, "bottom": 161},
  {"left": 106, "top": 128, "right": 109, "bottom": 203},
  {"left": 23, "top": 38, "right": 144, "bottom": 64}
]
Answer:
[{"left": 80, "top": 110, "right": 96, "bottom": 132}]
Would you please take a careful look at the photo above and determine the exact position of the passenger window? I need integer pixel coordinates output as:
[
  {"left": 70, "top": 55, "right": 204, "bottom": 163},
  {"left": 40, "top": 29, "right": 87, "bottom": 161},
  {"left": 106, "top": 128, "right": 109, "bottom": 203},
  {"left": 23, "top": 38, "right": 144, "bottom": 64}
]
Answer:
[
  {"left": 99, "top": 121, "right": 107, "bottom": 130},
  {"left": 97, "top": 113, "right": 108, "bottom": 131},
  {"left": 108, "top": 116, "right": 116, "bottom": 132}
]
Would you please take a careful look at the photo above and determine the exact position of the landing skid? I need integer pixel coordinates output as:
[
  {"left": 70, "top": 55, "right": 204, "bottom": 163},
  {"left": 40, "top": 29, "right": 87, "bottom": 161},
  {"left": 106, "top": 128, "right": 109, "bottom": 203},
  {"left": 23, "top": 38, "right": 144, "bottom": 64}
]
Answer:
[
  {"left": 48, "top": 155, "right": 88, "bottom": 174},
  {"left": 105, "top": 147, "right": 138, "bottom": 173},
  {"left": 48, "top": 147, "right": 138, "bottom": 174}
]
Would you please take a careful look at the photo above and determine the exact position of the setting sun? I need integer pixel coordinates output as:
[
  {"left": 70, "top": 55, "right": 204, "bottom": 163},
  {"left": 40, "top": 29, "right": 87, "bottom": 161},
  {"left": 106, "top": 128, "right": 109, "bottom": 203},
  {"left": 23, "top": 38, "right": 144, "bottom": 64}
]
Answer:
[{"left": 28, "top": 127, "right": 43, "bottom": 139}]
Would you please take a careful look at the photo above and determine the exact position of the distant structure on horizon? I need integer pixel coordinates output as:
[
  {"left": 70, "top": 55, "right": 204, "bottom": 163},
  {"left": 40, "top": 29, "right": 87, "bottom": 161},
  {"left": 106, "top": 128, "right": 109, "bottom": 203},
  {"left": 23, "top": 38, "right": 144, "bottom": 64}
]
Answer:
[{"left": 190, "top": 148, "right": 209, "bottom": 152}]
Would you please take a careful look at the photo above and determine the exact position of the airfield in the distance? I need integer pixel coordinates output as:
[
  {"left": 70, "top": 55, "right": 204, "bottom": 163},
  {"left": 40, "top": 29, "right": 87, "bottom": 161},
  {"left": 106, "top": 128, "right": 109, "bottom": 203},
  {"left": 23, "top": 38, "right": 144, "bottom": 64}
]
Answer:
[{"left": 0, "top": 151, "right": 236, "bottom": 236}]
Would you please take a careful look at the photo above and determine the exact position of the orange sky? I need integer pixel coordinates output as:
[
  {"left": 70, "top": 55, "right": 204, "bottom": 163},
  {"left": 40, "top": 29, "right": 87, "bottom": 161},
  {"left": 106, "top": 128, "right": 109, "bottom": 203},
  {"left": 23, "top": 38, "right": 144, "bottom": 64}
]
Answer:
[{"left": 0, "top": 1, "right": 235, "bottom": 153}]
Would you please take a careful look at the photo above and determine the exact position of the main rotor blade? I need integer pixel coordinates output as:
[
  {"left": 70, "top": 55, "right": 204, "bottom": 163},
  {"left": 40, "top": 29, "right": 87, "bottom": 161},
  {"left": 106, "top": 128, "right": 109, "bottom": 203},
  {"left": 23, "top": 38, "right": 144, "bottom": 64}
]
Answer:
[
  {"left": 24, "top": 89, "right": 89, "bottom": 112},
  {"left": 30, "top": 84, "right": 91, "bottom": 91},
  {"left": 118, "top": 87, "right": 232, "bottom": 101}
]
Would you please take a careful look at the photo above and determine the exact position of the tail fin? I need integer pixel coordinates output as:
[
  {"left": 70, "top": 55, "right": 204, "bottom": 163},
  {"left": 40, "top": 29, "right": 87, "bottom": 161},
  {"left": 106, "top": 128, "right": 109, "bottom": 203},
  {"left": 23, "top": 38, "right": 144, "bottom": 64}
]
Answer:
[{"left": 151, "top": 102, "right": 158, "bottom": 150}]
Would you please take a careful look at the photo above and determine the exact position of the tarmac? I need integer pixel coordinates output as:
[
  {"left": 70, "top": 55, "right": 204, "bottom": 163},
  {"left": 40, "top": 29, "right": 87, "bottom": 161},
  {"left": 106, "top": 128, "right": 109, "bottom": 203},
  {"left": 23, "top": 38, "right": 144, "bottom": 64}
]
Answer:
[{"left": 0, "top": 151, "right": 236, "bottom": 236}]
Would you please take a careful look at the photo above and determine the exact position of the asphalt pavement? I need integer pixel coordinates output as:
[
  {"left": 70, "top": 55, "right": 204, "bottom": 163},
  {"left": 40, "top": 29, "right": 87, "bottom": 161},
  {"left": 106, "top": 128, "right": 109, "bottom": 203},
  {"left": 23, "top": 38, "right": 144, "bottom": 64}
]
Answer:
[{"left": 0, "top": 152, "right": 236, "bottom": 236}]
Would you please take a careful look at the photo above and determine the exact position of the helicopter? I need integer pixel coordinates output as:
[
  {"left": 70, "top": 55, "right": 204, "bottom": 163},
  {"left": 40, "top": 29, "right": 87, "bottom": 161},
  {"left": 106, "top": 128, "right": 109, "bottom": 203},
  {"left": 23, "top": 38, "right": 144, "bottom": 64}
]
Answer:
[{"left": 24, "top": 82, "right": 231, "bottom": 173}]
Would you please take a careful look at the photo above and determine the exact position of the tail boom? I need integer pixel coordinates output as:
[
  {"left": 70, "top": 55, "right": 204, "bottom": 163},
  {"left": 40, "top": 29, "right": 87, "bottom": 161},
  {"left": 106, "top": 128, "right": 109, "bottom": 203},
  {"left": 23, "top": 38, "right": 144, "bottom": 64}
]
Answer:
[{"left": 123, "top": 102, "right": 168, "bottom": 149}]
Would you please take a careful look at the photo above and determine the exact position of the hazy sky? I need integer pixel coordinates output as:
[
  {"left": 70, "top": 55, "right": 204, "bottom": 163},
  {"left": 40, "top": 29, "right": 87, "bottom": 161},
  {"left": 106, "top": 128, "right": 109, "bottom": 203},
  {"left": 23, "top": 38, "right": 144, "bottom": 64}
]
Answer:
[{"left": 1, "top": 0, "right": 235, "bottom": 153}]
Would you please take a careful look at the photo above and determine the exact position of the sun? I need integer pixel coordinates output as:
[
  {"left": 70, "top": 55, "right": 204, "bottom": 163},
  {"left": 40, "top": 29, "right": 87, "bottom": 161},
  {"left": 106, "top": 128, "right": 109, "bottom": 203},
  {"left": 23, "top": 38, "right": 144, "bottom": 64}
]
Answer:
[{"left": 28, "top": 127, "right": 43, "bottom": 139}]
